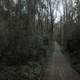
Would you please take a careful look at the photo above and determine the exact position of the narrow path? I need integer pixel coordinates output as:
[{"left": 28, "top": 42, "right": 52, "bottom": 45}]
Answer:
[{"left": 40, "top": 41, "right": 80, "bottom": 80}]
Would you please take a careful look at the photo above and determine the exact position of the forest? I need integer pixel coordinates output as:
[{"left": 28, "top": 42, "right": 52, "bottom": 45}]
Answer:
[{"left": 0, "top": 0, "right": 80, "bottom": 80}]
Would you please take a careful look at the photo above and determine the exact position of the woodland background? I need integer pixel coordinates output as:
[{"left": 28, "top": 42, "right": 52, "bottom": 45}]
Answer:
[{"left": 0, "top": 0, "right": 80, "bottom": 80}]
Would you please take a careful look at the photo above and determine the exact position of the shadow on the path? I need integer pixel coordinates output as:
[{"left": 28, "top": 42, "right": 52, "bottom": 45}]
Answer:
[{"left": 40, "top": 41, "right": 80, "bottom": 80}]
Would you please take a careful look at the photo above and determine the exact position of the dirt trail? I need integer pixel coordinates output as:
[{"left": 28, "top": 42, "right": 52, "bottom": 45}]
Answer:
[{"left": 40, "top": 41, "right": 80, "bottom": 80}]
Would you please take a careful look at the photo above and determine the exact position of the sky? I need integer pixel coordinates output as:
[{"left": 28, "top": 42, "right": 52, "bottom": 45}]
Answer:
[
  {"left": 43, "top": 0, "right": 63, "bottom": 23},
  {"left": 54, "top": 3, "right": 63, "bottom": 23},
  {"left": 13, "top": 0, "right": 63, "bottom": 23},
  {"left": 13, "top": 0, "right": 18, "bottom": 4}
]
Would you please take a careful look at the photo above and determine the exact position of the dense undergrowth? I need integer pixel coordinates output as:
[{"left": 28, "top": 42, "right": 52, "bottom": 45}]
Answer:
[
  {"left": 0, "top": 29, "right": 51, "bottom": 80},
  {"left": 62, "top": 23, "right": 80, "bottom": 73}
]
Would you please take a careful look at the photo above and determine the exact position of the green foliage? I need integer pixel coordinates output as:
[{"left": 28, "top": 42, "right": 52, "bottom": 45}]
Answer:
[
  {"left": 0, "top": 19, "right": 49, "bottom": 80},
  {"left": 21, "top": 0, "right": 28, "bottom": 15},
  {"left": 0, "top": 28, "right": 49, "bottom": 79},
  {"left": 0, "top": 25, "right": 49, "bottom": 65},
  {"left": 64, "top": 23, "right": 80, "bottom": 73},
  {"left": 0, "top": 0, "right": 50, "bottom": 79},
  {"left": 0, "top": 61, "right": 41, "bottom": 80}
]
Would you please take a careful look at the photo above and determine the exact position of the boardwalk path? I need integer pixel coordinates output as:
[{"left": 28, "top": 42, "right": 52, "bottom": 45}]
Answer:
[{"left": 40, "top": 41, "right": 80, "bottom": 80}]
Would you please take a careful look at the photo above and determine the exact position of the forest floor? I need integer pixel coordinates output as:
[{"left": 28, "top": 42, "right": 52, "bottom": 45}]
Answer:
[{"left": 40, "top": 41, "right": 80, "bottom": 80}]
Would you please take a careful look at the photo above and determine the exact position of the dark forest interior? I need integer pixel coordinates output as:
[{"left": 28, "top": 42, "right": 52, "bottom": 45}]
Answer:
[{"left": 0, "top": 0, "right": 80, "bottom": 80}]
